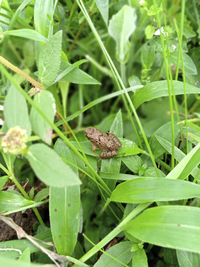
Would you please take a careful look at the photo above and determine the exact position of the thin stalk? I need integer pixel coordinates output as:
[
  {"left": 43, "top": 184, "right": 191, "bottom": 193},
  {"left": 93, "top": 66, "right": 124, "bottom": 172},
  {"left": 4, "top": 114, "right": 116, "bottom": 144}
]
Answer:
[
  {"left": 77, "top": 85, "right": 83, "bottom": 129},
  {"left": 174, "top": 37, "right": 181, "bottom": 81},
  {"left": 169, "top": 66, "right": 180, "bottom": 122},
  {"left": 189, "top": 98, "right": 200, "bottom": 113},
  {"left": 0, "top": 163, "right": 9, "bottom": 175},
  {"left": 0, "top": 158, "right": 45, "bottom": 225},
  {"left": 83, "top": 234, "right": 129, "bottom": 267},
  {"left": 174, "top": 22, "right": 188, "bottom": 153},
  {"left": 156, "top": 158, "right": 171, "bottom": 172},
  {"left": 66, "top": 256, "right": 89, "bottom": 267},
  {"left": 61, "top": 156, "right": 108, "bottom": 192},
  {"left": 72, "top": 203, "right": 150, "bottom": 266},
  {"left": 165, "top": 16, "right": 180, "bottom": 123},
  {"left": 4, "top": 200, "right": 49, "bottom": 215},
  {"left": 85, "top": 54, "right": 113, "bottom": 77},
  {"left": 76, "top": 0, "right": 158, "bottom": 174},
  {"left": 154, "top": 1, "right": 175, "bottom": 169},
  {"left": 0, "top": 56, "right": 43, "bottom": 89},
  {"left": 174, "top": 0, "right": 189, "bottom": 154},
  {"left": 178, "top": 118, "right": 200, "bottom": 125}
]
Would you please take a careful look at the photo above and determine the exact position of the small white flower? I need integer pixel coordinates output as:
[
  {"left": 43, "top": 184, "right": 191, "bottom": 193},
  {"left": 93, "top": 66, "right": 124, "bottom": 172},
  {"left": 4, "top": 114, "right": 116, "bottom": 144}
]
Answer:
[
  {"left": 171, "top": 44, "right": 177, "bottom": 51},
  {"left": 154, "top": 28, "right": 161, "bottom": 36},
  {"left": 139, "top": 0, "right": 145, "bottom": 5},
  {"left": 1, "top": 126, "right": 28, "bottom": 155},
  {"left": 154, "top": 27, "right": 168, "bottom": 37}
]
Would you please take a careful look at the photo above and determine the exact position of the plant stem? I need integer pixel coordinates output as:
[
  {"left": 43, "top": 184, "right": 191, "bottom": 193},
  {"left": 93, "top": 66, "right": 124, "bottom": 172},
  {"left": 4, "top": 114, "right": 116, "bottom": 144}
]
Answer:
[
  {"left": 72, "top": 203, "right": 150, "bottom": 266},
  {"left": 83, "top": 233, "right": 129, "bottom": 267},
  {"left": 77, "top": 85, "right": 83, "bottom": 129},
  {"left": 154, "top": 1, "right": 175, "bottom": 169},
  {"left": 0, "top": 158, "right": 45, "bottom": 226}
]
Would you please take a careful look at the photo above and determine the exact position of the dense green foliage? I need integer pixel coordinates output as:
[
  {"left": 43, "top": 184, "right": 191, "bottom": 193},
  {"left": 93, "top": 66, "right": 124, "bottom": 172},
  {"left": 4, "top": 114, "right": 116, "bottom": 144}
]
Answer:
[{"left": 0, "top": 0, "right": 200, "bottom": 266}]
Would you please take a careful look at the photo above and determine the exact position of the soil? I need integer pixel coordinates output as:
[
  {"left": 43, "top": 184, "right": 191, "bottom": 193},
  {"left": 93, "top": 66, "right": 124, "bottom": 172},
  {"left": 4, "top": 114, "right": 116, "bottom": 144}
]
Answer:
[
  {"left": 0, "top": 181, "right": 48, "bottom": 242},
  {"left": 0, "top": 209, "right": 37, "bottom": 241}
]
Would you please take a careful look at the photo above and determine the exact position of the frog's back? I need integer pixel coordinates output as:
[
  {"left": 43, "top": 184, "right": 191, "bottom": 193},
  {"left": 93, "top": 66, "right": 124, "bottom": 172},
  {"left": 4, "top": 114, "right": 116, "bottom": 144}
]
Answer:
[{"left": 106, "top": 133, "right": 121, "bottom": 150}]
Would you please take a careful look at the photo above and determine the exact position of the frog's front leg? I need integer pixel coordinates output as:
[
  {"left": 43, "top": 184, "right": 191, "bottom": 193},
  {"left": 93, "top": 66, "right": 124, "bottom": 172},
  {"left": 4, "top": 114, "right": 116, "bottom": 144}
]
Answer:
[
  {"left": 100, "top": 150, "right": 117, "bottom": 159},
  {"left": 92, "top": 145, "right": 97, "bottom": 152}
]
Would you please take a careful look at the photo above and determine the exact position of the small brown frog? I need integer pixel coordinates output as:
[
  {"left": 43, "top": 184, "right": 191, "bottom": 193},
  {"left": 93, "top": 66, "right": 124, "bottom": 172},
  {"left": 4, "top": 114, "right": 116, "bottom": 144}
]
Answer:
[{"left": 84, "top": 127, "right": 121, "bottom": 159}]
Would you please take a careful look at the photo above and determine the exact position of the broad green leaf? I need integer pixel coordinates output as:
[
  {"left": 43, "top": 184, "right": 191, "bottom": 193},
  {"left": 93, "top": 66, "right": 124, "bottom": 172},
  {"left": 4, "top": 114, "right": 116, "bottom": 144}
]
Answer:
[
  {"left": 34, "top": 188, "right": 49, "bottom": 202},
  {"left": 150, "top": 121, "right": 179, "bottom": 158},
  {"left": 117, "top": 139, "right": 143, "bottom": 157},
  {"left": 0, "top": 249, "right": 20, "bottom": 259},
  {"left": 54, "top": 139, "right": 79, "bottom": 173},
  {"left": 122, "top": 156, "right": 142, "bottom": 173},
  {"left": 94, "top": 241, "right": 133, "bottom": 267},
  {"left": 57, "top": 139, "right": 97, "bottom": 178},
  {"left": 110, "top": 110, "right": 123, "bottom": 138},
  {"left": 132, "top": 248, "right": 148, "bottom": 267},
  {"left": 30, "top": 90, "right": 56, "bottom": 145},
  {"left": 133, "top": 80, "right": 200, "bottom": 109},
  {"left": 27, "top": 144, "right": 81, "bottom": 187},
  {"left": 176, "top": 250, "right": 200, "bottom": 267},
  {"left": 95, "top": 0, "right": 109, "bottom": 25},
  {"left": 170, "top": 52, "right": 197, "bottom": 75},
  {"left": 111, "top": 177, "right": 200, "bottom": 203},
  {"left": 4, "top": 85, "right": 31, "bottom": 136},
  {"left": 155, "top": 135, "right": 185, "bottom": 162},
  {"left": 124, "top": 206, "right": 200, "bottom": 253},
  {"left": 0, "top": 256, "right": 44, "bottom": 267},
  {"left": 5, "top": 29, "right": 47, "bottom": 42},
  {"left": 155, "top": 135, "right": 200, "bottom": 179},
  {"left": 140, "top": 99, "right": 171, "bottom": 137},
  {"left": 59, "top": 61, "right": 101, "bottom": 85},
  {"left": 38, "top": 31, "right": 62, "bottom": 87},
  {"left": 141, "top": 43, "right": 155, "bottom": 68},
  {"left": 49, "top": 186, "right": 80, "bottom": 255},
  {"left": 166, "top": 143, "right": 200, "bottom": 180},
  {"left": 34, "top": 0, "right": 54, "bottom": 37},
  {"left": 55, "top": 59, "right": 88, "bottom": 84},
  {"left": 0, "top": 191, "right": 34, "bottom": 213},
  {"left": 49, "top": 139, "right": 80, "bottom": 255},
  {"left": 108, "top": 5, "right": 137, "bottom": 62}
]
